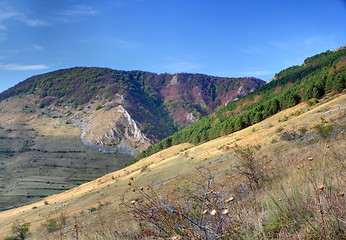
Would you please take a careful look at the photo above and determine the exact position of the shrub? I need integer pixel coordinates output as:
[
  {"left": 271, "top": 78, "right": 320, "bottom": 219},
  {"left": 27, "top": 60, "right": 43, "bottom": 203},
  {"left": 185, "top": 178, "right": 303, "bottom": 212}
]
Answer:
[
  {"left": 123, "top": 169, "right": 247, "bottom": 239},
  {"left": 314, "top": 118, "right": 334, "bottom": 139},
  {"left": 307, "top": 98, "right": 319, "bottom": 106},
  {"left": 4, "top": 237, "right": 18, "bottom": 240},
  {"left": 42, "top": 218, "right": 59, "bottom": 233},
  {"left": 4, "top": 222, "right": 30, "bottom": 240},
  {"left": 276, "top": 127, "right": 284, "bottom": 133},
  {"left": 279, "top": 131, "right": 300, "bottom": 141},
  {"left": 37, "top": 102, "right": 45, "bottom": 108},
  {"left": 95, "top": 105, "right": 103, "bottom": 110},
  {"left": 233, "top": 144, "right": 269, "bottom": 190}
]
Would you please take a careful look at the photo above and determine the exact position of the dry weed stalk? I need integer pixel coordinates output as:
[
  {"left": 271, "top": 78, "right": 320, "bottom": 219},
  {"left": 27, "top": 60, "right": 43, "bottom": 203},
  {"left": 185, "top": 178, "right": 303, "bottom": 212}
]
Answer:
[{"left": 123, "top": 168, "right": 246, "bottom": 239}]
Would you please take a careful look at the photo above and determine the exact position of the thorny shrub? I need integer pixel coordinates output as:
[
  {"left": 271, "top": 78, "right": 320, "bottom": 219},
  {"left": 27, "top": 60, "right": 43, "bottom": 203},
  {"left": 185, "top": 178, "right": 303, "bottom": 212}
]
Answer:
[
  {"left": 232, "top": 144, "right": 270, "bottom": 191},
  {"left": 122, "top": 168, "right": 249, "bottom": 240}
]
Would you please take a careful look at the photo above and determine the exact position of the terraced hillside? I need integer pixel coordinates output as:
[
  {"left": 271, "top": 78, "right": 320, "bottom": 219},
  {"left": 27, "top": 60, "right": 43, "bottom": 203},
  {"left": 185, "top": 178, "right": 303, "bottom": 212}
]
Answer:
[{"left": 0, "top": 95, "right": 132, "bottom": 211}]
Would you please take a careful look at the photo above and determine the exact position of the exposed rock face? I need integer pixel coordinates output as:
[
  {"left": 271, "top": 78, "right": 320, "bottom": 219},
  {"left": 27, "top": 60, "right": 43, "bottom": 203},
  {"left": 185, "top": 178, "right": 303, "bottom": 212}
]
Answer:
[
  {"left": 334, "top": 46, "right": 346, "bottom": 52},
  {"left": 159, "top": 74, "right": 264, "bottom": 126},
  {"left": 80, "top": 105, "right": 151, "bottom": 156}
]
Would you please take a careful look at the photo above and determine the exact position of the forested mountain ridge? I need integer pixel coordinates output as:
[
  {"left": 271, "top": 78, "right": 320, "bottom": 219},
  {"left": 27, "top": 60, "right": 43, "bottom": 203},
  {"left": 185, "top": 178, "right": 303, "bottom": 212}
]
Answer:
[
  {"left": 0, "top": 68, "right": 264, "bottom": 155},
  {"left": 137, "top": 47, "right": 346, "bottom": 160}
]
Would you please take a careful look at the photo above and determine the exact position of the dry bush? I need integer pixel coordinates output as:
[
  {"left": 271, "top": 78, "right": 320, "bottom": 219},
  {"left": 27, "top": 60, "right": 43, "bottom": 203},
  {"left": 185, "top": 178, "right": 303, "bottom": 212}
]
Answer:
[
  {"left": 123, "top": 168, "right": 252, "bottom": 239},
  {"left": 232, "top": 144, "right": 270, "bottom": 191}
]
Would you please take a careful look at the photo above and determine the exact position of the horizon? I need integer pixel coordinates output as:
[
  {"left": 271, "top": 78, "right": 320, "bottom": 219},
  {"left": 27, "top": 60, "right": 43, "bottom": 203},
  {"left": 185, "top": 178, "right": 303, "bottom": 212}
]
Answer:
[{"left": 1, "top": 0, "right": 346, "bottom": 93}]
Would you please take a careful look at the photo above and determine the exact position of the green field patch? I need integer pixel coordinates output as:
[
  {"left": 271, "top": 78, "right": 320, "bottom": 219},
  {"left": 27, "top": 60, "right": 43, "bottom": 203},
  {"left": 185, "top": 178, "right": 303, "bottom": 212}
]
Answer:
[{"left": 5, "top": 188, "right": 67, "bottom": 197}]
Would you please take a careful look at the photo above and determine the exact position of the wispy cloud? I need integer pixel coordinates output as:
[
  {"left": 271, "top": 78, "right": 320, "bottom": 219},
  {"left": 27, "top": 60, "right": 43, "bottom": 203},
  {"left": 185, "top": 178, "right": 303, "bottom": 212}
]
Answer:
[
  {"left": 303, "top": 35, "right": 322, "bottom": 49},
  {"left": 0, "top": 9, "right": 19, "bottom": 30},
  {"left": 2, "top": 44, "right": 44, "bottom": 55},
  {"left": 0, "top": 32, "right": 6, "bottom": 41},
  {"left": 162, "top": 61, "right": 200, "bottom": 73},
  {"left": 0, "top": 8, "right": 48, "bottom": 29},
  {"left": 213, "top": 69, "right": 275, "bottom": 79},
  {"left": 23, "top": 18, "right": 49, "bottom": 27},
  {"left": 0, "top": 10, "right": 19, "bottom": 21},
  {"left": 0, "top": 64, "right": 49, "bottom": 71},
  {"left": 61, "top": 5, "right": 97, "bottom": 17},
  {"left": 272, "top": 35, "right": 334, "bottom": 52},
  {"left": 54, "top": 4, "right": 98, "bottom": 23},
  {"left": 106, "top": 38, "right": 140, "bottom": 49},
  {"left": 27, "top": 44, "right": 44, "bottom": 51}
]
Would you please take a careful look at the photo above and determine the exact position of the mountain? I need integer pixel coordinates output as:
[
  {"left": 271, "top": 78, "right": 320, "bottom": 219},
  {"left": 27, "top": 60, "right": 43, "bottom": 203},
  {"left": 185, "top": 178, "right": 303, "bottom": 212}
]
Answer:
[
  {"left": 136, "top": 47, "right": 346, "bottom": 160},
  {"left": 0, "top": 68, "right": 264, "bottom": 211},
  {"left": 0, "top": 68, "right": 264, "bottom": 155}
]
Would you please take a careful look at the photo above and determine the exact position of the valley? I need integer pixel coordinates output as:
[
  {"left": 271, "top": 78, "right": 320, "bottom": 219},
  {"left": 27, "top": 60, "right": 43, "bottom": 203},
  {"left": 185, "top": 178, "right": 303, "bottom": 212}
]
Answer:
[{"left": 0, "top": 92, "right": 344, "bottom": 239}]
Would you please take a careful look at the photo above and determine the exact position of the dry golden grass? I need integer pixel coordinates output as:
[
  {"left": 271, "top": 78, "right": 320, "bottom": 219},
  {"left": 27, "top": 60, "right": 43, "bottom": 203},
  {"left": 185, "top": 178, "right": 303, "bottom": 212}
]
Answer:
[{"left": 0, "top": 93, "right": 345, "bottom": 239}]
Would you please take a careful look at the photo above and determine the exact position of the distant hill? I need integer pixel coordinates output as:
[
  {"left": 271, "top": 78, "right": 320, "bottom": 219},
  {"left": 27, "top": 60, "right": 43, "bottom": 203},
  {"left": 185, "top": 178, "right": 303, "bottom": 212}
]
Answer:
[
  {"left": 0, "top": 68, "right": 264, "bottom": 155},
  {"left": 136, "top": 47, "right": 346, "bottom": 160}
]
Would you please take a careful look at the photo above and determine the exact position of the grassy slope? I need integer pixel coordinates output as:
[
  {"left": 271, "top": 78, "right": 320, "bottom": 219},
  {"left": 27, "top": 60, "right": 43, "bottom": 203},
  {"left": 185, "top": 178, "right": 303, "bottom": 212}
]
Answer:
[
  {"left": 0, "top": 93, "right": 344, "bottom": 239},
  {"left": 0, "top": 95, "right": 133, "bottom": 211}
]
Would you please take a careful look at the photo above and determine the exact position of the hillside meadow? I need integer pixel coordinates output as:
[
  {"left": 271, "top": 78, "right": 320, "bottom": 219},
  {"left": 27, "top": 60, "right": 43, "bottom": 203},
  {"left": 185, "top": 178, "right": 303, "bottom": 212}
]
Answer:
[{"left": 0, "top": 92, "right": 344, "bottom": 239}]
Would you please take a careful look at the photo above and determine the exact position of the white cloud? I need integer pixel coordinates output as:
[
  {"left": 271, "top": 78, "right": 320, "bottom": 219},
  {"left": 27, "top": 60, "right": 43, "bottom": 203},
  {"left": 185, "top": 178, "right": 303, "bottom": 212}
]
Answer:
[
  {"left": 0, "top": 10, "right": 20, "bottom": 21},
  {"left": 23, "top": 18, "right": 49, "bottom": 27},
  {"left": 0, "top": 64, "right": 49, "bottom": 71},
  {"left": 55, "top": 5, "right": 98, "bottom": 23},
  {"left": 0, "top": 7, "right": 48, "bottom": 29},
  {"left": 0, "top": 9, "right": 19, "bottom": 29},
  {"left": 61, "top": 5, "right": 97, "bottom": 17},
  {"left": 27, "top": 44, "right": 44, "bottom": 51}
]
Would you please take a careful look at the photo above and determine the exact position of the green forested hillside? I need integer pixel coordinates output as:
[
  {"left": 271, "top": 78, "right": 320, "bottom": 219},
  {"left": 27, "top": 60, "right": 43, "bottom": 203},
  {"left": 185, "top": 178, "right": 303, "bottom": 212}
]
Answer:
[{"left": 137, "top": 47, "right": 346, "bottom": 160}]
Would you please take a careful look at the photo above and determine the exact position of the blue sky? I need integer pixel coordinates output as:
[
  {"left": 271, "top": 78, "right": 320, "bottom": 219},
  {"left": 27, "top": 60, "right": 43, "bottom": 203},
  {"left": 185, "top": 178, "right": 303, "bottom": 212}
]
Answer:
[{"left": 0, "top": 0, "right": 345, "bottom": 93}]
